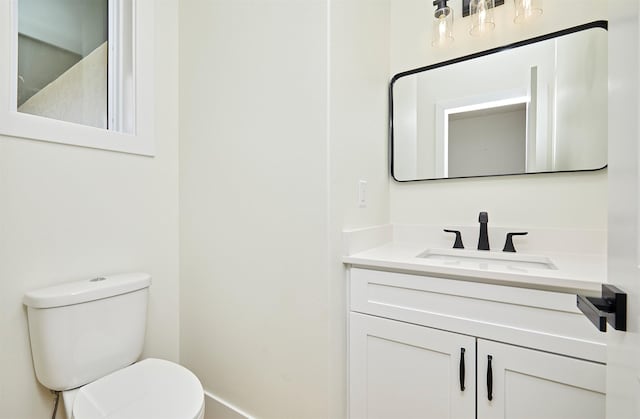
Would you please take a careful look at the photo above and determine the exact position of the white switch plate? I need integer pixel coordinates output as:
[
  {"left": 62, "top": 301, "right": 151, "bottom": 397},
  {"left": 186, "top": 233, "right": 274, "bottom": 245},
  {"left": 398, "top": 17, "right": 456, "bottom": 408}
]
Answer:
[{"left": 358, "top": 180, "right": 367, "bottom": 208}]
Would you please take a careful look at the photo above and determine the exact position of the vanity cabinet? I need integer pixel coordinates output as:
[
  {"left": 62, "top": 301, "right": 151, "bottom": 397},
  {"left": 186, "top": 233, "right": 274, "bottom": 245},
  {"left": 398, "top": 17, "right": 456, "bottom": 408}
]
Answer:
[
  {"left": 348, "top": 268, "right": 606, "bottom": 419},
  {"left": 350, "top": 313, "right": 475, "bottom": 419},
  {"left": 476, "top": 340, "right": 605, "bottom": 419}
]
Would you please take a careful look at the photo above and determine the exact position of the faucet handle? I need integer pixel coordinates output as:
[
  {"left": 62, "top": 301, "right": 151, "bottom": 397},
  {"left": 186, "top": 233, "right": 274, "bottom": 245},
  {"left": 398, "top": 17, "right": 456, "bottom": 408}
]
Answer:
[
  {"left": 503, "top": 232, "right": 528, "bottom": 252},
  {"left": 444, "top": 229, "right": 465, "bottom": 249}
]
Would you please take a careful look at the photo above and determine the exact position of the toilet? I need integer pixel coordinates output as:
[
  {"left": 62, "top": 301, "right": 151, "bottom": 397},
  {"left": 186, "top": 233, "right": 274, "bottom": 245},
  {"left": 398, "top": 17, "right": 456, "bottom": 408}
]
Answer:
[{"left": 23, "top": 273, "right": 204, "bottom": 419}]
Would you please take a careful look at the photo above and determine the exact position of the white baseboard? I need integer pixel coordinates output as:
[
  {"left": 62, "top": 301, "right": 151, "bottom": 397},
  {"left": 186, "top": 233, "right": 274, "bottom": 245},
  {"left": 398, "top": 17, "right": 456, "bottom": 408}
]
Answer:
[{"left": 204, "top": 390, "right": 252, "bottom": 419}]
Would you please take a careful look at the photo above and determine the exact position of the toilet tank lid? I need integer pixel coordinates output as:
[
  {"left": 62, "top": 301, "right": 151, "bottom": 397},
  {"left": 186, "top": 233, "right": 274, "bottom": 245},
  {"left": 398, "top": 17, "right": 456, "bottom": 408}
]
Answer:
[{"left": 23, "top": 273, "right": 151, "bottom": 309}]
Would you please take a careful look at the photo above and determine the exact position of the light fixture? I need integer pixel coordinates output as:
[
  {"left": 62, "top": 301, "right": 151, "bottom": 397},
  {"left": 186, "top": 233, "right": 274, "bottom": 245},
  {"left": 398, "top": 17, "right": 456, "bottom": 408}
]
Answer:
[
  {"left": 431, "top": 0, "right": 541, "bottom": 48},
  {"left": 432, "top": 0, "right": 454, "bottom": 47},
  {"left": 514, "top": 0, "right": 542, "bottom": 23},
  {"left": 469, "top": 0, "right": 495, "bottom": 36}
]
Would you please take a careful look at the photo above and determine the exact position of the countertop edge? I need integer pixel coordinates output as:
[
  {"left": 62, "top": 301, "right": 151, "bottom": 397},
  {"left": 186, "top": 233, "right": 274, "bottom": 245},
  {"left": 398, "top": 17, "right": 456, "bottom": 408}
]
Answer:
[{"left": 343, "top": 256, "right": 603, "bottom": 295}]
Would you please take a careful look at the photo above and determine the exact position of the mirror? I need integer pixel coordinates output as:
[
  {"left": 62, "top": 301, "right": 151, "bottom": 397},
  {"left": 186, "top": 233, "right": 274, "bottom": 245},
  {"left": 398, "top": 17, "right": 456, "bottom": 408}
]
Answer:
[
  {"left": 390, "top": 21, "right": 608, "bottom": 181},
  {"left": 16, "top": 0, "right": 133, "bottom": 133}
]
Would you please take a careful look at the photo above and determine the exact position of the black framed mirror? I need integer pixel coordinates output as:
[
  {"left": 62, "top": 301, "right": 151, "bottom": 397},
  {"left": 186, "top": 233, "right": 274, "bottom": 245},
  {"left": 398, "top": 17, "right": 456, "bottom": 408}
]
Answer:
[{"left": 390, "top": 21, "right": 608, "bottom": 182}]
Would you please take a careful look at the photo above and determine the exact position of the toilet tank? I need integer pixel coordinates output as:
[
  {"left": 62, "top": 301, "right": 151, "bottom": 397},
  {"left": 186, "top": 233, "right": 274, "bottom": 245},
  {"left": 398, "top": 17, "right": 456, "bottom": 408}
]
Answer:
[{"left": 23, "top": 273, "right": 151, "bottom": 391}]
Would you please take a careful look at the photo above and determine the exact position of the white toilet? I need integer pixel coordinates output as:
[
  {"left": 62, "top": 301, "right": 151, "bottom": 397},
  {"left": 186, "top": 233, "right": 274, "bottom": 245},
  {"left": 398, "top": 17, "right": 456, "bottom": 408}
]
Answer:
[{"left": 23, "top": 273, "right": 204, "bottom": 419}]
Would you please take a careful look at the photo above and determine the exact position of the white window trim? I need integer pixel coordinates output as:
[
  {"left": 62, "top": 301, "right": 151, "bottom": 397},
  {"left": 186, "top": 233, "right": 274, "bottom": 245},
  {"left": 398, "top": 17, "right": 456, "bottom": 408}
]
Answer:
[{"left": 0, "top": 0, "right": 155, "bottom": 156}]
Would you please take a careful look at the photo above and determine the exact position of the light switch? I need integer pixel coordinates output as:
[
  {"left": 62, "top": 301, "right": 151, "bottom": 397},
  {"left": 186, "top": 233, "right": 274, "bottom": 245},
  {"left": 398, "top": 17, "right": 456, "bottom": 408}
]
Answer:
[{"left": 358, "top": 180, "right": 367, "bottom": 208}]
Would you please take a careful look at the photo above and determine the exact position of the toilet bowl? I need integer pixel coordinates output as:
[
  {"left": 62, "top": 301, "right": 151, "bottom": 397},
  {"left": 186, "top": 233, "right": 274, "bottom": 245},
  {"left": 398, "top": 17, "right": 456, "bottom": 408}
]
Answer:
[
  {"left": 23, "top": 273, "right": 204, "bottom": 419},
  {"left": 63, "top": 359, "right": 204, "bottom": 419}
]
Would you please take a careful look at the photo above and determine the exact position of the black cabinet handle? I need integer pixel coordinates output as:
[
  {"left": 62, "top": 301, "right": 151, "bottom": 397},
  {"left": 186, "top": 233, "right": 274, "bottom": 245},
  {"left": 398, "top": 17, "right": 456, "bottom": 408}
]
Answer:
[
  {"left": 459, "top": 348, "right": 466, "bottom": 391},
  {"left": 487, "top": 355, "right": 493, "bottom": 401}
]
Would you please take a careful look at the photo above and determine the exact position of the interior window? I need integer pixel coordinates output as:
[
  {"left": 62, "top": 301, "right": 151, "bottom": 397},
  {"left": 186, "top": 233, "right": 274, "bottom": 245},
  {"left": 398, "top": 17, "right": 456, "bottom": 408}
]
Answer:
[{"left": 16, "top": 0, "right": 133, "bottom": 133}]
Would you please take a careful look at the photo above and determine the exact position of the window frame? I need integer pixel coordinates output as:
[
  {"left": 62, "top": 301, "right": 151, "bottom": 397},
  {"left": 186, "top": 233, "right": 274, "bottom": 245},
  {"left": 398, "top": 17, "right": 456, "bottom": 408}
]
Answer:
[{"left": 0, "top": 0, "right": 155, "bottom": 156}]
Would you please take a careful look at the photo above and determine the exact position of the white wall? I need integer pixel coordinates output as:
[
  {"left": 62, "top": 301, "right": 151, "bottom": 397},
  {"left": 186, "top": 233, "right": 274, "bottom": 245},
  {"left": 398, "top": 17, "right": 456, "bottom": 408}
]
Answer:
[
  {"left": 0, "top": 1, "right": 180, "bottom": 418},
  {"left": 330, "top": 0, "right": 391, "bottom": 232},
  {"left": 179, "top": 0, "right": 391, "bottom": 417},
  {"left": 390, "top": 0, "right": 608, "bottom": 231},
  {"left": 606, "top": 4, "right": 640, "bottom": 418},
  {"left": 179, "top": 1, "right": 330, "bottom": 417},
  {"left": 328, "top": 0, "right": 391, "bottom": 417},
  {"left": 393, "top": 76, "right": 418, "bottom": 180},
  {"left": 555, "top": 29, "right": 608, "bottom": 170}
]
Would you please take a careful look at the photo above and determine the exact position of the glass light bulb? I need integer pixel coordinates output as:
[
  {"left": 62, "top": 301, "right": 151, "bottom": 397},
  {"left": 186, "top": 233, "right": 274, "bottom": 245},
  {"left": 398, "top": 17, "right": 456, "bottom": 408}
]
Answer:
[
  {"left": 439, "top": 18, "right": 447, "bottom": 36},
  {"left": 432, "top": 6, "right": 454, "bottom": 47},
  {"left": 469, "top": 0, "right": 495, "bottom": 37}
]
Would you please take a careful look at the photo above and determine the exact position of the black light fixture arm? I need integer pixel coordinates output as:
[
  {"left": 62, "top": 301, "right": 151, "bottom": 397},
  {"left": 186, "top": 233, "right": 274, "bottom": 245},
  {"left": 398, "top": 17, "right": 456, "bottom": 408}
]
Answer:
[
  {"left": 433, "top": 0, "right": 450, "bottom": 18},
  {"left": 433, "top": 0, "right": 449, "bottom": 9}
]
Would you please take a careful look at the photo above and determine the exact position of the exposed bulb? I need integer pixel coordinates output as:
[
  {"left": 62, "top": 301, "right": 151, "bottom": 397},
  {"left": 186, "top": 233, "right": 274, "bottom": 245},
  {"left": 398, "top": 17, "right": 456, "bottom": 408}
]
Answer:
[
  {"left": 439, "top": 17, "right": 447, "bottom": 36},
  {"left": 432, "top": 3, "right": 454, "bottom": 47}
]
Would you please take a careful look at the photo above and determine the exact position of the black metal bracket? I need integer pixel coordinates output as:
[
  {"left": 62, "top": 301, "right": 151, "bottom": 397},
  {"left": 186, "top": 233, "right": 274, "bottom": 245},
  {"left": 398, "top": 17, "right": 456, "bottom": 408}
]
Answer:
[
  {"left": 462, "top": 0, "right": 504, "bottom": 17},
  {"left": 577, "top": 284, "right": 627, "bottom": 332}
]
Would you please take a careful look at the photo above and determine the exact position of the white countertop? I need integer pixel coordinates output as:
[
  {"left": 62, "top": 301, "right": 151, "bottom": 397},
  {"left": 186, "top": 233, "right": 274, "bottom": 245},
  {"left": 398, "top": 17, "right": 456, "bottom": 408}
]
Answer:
[{"left": 342, "top": 225, "right": 606, "bottom": 294}]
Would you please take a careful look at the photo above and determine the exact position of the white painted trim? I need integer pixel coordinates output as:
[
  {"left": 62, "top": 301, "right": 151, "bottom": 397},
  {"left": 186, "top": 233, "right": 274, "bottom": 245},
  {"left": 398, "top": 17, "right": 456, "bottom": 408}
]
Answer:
[
  {"left": 551, "top": 38, "right": 559, "bottom": 170},
  {"left": 0, "top": 0, "right": 155, "bottom": 156},
  {"left": 204, "top": 390, "right": 253, "bottom": 419},
  {"left": 445, "top": 95, "right": 529, "bottom": 116},
  {"left": 345, "top": 268, "right": 352, "bottom": 418},
  {"left": 108, "top": 0, "right": 120, "bottom": 131},
  {"left": 526, "top": 66, "right": 537, "bottom": 172}
]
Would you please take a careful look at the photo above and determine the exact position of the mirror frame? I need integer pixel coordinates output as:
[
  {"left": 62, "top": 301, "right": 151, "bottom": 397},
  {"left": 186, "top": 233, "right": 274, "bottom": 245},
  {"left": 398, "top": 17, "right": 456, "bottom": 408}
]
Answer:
[
  {"left": 0, "top": 0, "right": 155, "bottom": 156},
  {"left": 389, "top": 20, "right": 608, "bottom": 182}
]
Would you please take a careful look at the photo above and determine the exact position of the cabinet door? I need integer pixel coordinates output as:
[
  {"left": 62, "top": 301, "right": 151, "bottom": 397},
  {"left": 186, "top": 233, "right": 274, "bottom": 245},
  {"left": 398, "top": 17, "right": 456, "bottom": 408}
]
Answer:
[
  {"left": 477, "top": 339, "right": 605, "bottom": 419},
  {"left": 349, "top": 313, "right": 475, "bottom": 419}
]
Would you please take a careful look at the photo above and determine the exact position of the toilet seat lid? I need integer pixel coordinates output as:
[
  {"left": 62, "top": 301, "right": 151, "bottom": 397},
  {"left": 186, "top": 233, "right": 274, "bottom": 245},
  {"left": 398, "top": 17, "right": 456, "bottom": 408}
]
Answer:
[{"left": 73, "top": 358, "right": 204, "bottom": 419}]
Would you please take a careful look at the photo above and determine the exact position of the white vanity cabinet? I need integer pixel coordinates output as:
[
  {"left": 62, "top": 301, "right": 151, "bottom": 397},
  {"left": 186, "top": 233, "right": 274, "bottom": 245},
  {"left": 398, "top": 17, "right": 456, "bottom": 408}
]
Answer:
[
  {"left": 350, "top": 313, "right": 476, "bottom": 419},
  {"left": 476, "top": 340, "right": 605, "bottom": 419},
  {"left": 348, "top": 268, "right": 606, "bottom": 419}
]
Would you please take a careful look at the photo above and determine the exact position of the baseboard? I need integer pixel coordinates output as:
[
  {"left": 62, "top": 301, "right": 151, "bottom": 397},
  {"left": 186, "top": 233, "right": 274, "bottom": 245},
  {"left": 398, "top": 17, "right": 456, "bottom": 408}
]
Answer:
[{"left": 204, "top": 390, "right": 252, "bottom": 419}]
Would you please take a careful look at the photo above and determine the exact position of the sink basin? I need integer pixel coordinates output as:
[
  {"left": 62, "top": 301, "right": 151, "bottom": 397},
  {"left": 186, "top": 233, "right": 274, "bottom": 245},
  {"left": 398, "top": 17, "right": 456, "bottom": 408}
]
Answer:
[{"left": 416, "top": 248, "right": 557, "bottom": 270}]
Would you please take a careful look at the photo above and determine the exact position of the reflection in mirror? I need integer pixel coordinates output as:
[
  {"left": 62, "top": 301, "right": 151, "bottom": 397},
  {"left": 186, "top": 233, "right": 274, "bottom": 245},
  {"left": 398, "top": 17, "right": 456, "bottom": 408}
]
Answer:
[
  {"left": 448, "top": 103, "right": 526, "bottom": 177},
  {"left": 391, "top": 22, "right": 608, "bottom": 181},
  {"left": 16, "top": 0, "right": 133, "bottom": 133}
]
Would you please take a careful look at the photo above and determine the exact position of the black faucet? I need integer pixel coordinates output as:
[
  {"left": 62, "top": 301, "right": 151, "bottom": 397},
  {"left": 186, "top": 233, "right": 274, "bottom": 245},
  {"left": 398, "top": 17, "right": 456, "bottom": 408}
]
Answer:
[
  {"left": 503, "top": 232, "right": 528, "bottom": 252},
  {"left": 478, "top": 211, "right": 490, "bottom": 250}
]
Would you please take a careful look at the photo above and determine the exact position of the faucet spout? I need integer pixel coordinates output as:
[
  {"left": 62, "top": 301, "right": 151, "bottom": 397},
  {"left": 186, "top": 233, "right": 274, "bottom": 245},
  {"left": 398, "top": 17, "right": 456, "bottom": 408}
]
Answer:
[{"left": 478, "top": 211, "right": 490, "bottom": 251}]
